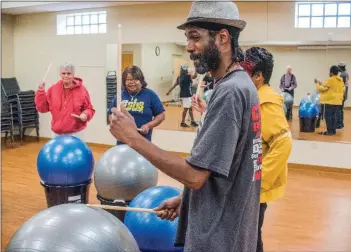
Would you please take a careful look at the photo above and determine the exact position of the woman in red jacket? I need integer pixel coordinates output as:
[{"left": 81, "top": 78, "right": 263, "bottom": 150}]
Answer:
[{"left": 35, "top": 63, "right": 95, "bottom": 138}]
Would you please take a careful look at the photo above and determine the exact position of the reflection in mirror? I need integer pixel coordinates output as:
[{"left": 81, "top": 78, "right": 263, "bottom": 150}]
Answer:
[
  {"left": 105, "top": 43, "right": 350, "bottom": 144},
  {"left": 104, "top": 42, "right": 204, "bottom": 132},
  {"left": 105, "top": 43, "right": 169, "bottom": 144}
]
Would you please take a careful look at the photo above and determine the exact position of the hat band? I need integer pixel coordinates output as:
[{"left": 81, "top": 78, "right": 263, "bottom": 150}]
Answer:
[{"left": 185, "top": 17, "right": 233, "bottom": 31}]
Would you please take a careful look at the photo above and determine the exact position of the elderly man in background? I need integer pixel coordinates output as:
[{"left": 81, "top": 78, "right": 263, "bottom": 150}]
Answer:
[{"left": 280, "top": 65, "right": 297, "bottom": 120}]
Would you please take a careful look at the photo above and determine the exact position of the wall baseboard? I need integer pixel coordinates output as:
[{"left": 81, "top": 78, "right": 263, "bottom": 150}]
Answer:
[
  {"left": 288, "top": 163, "right": 351, "bottom": 175},
  {"left": 3, "top": 136, "right": 350, "bottom": 175},
  {"left": 1, "top": 136, "right": 116, "bottom": 150}
]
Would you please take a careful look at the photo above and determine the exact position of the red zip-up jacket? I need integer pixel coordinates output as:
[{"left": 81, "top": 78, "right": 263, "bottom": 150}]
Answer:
[{"left": 35, "top": 77, "right": 95, "bottom": 134}]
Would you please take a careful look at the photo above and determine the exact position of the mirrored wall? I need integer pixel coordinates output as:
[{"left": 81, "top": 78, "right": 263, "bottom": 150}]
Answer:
[{"left": 105, "top": 42, "right": 351, "bottom": 143}]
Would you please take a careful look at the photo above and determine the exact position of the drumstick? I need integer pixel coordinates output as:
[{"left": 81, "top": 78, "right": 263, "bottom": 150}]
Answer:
[
  {"left": 195, "top": 73, "right": 206, "bottom": 99},
  {"left": 43, "top": 62, "right": 52, "bottom": 82},
  {"left": 112, "top": 24, "right": 140, "bottom": 134},
  {"left": 114, "top": 25, "right": 140, "bottom": 134},
  {"left": 71, "top": 113, "right": 80, "bottom": 119},
  {"left": 116, "top": 24, "right": 122, "bottom": 112},
  {"left": 86, "top": 204, "right": 158, "bottom": 213}
]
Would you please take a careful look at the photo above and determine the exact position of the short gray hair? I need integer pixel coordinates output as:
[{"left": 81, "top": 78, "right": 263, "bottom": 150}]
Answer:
[{"left": 59, "top": 63, "right": 75, "bottom": 74}]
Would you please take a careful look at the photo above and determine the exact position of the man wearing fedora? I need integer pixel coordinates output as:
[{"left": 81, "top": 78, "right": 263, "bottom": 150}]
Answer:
[{"left": 108, "top": 1, "right": 262, "bottom": 251}]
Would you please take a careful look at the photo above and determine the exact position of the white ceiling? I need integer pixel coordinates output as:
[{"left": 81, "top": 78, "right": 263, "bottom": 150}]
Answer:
[
  {"left": 1, "top": 1, "right": 155, "bottom": 15},
  {"left": 2, "top": 0, "right": 351, "bottom": 15}
]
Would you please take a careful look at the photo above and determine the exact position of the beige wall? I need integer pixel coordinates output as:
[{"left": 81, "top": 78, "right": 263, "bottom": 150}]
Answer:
[
  {"left": 1, "top": 14, "right": 15, "bottom": 77},
  {"left": 105, "top": 43, "right": 142, "bottom": 75},
  {"left": 141, "top": 43, "right": 184, "bottom": 101},
  {"left": 106, "top": 1, "right": 351, "bottom": 43}
]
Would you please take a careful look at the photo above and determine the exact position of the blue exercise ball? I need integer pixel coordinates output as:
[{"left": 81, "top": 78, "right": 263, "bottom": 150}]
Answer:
[
  {"left": 299, "top": 103, "right": 307, "bottom": 118},
  {"left": 305, "top": 102, "right": 319, "bottom": 118},
  {"left": 124, "top": 186, "right": 183, "bottom": 252},
  {"left": 37, "top": 135, "right": 94, "bottom": 186},
  {"left": 282, "top": 92, "right": 294, "bottom": 109}
]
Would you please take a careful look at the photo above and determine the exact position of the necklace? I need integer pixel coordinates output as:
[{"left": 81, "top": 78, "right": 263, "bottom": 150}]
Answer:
[
  {"left": 127, "top": 89, "right": 142, "bottom": 102},
  {"left": 214, "top": 64, "right": 243, "bottom": 85},
  {"left": 214, "top": 67, "right": 242, "bottom": 85}
]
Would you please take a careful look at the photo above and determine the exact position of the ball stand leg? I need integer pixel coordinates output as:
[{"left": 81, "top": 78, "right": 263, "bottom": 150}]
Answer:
[
  {"left": 40, "top": 180, "right": 92, "bottom": 208},
  {"left": 96, "top": 194, "right": 131, "bottom": 223}
]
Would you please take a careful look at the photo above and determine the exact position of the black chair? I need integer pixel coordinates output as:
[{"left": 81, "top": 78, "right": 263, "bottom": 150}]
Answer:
[
  {"left": 1, "top": 77, "right": 40, "bottom": 144},
  {"left": 1, "top": 92, "right": 15, "bottom": 147}
]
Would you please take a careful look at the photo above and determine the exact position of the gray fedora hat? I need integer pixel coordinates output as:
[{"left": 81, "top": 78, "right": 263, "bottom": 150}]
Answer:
[{"left": 177, "top": 1, "right": 246, "bottom": 31}]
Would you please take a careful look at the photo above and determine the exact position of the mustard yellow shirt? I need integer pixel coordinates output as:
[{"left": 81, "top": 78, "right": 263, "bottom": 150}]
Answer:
[
  {"left": 316, "top": 75, "right": 345, "bottom": 105},
  {"left": 258, "top": 85, "right": 293, "bottom": 203}
]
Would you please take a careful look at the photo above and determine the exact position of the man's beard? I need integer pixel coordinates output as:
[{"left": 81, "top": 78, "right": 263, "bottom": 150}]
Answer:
[{"left": 190, "top": 40, "right": 221, "bottom": 74}]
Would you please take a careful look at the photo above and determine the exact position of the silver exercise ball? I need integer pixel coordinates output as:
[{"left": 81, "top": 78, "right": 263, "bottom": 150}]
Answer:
[
  {"left": 6, "top": 204, "right": 140, "bottom": 252},
  {"left": 203, "top": 89, "right": 214, "bottom": 104},
  {"left": 94, "top": 144, "right": 158, "bottom": 201},
  {"left": 310, "top": 91, "right": 320, "bottom": 105},
  {"left": 282, "top": 92, "right": 294, "bottom": 109},
  {"left": 283, "top": 103, "right": 287, "bottom": 115}
]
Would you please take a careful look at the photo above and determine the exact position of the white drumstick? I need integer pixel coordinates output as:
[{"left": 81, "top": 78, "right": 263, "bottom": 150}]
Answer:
[
  {"left": 43, "top": 62, "right": 52, "bottom": 82},
  {"left": 71, "top": 113, "right": 80, "bottom": 119},
  {"left": 116, "top": 24, "right": 122, "bottom": 111},
  {"left": 112, "top": 24, "right": 139, "bottom": 134},
  {"left": 196, "top": 73, "right": 206, "bottom": 99},
  {"left": 87, "top": 204, "right": 158, "bottom": 213}
]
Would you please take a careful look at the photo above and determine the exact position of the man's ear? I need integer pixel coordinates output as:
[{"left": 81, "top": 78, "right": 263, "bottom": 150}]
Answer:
[{"left": 218, "top": 29, "right": 230, "bottom": 44}]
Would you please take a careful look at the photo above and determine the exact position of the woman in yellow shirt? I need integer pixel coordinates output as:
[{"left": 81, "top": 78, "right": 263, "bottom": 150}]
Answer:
[
  {"left": 314, "top": 66, "right": 345, "bottom": 135},
  {"left": 241, "top": 47, "right": 293, "bottom": 252}
]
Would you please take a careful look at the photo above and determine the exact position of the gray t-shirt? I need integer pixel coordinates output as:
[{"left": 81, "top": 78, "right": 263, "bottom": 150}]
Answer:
[{"left": 175, "top": 70, "right": 262, "bottom": 252}]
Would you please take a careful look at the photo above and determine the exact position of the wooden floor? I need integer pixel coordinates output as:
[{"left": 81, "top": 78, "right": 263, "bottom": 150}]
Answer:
[
  {"left": 2, "top": 140, "right": 351, "bottom": 251},
  {"left": 158, "top": 106, "right": 351, "bottom": 143}
]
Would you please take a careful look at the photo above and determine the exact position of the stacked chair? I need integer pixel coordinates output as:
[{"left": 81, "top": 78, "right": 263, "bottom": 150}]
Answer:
[
  {"left": 1, "top": 77, "right": 39, "bottom": 145},
  {"left": 1, "top": 91, "right": 15, "bottom": 147},
  {"left": 106, "top": 71, "right": 117, "bottom": 124}
]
